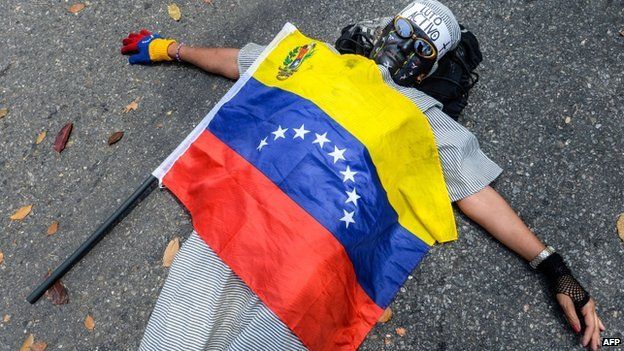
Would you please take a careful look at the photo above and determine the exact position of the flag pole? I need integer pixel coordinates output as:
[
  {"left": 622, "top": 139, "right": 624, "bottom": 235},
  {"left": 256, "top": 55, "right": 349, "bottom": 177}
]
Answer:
[{"left": 26, "top": 174, "right": 159, "bottom": 304}]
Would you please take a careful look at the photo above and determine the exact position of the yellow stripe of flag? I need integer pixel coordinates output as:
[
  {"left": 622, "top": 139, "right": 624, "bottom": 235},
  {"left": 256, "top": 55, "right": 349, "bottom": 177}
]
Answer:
[{"left": 252, "top": 30, "right": 457, "bottom": 245}]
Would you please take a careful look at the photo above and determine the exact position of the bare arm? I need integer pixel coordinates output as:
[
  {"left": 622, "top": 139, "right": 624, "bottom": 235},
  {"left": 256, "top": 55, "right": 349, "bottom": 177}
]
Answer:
[
  {"left": 457, "top": 185, "right": 605, "bottom": 350},
  {"left": 167, "top": 43, "right": 240, "bottom": 80},
  {"left": 455, "top": 185, "right": 545, "bottom": 261}
]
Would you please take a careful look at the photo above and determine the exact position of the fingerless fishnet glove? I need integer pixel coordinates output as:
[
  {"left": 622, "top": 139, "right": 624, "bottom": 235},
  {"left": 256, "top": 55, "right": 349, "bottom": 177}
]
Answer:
[{"left": 537, "top": 253, "right": 590, "bottom": 310}]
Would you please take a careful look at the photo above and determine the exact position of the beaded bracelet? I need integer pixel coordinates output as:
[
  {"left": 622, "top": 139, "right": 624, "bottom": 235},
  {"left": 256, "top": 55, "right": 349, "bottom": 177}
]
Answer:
[{"left": 175, "top": 43, "right": 185, "bottom": 62}]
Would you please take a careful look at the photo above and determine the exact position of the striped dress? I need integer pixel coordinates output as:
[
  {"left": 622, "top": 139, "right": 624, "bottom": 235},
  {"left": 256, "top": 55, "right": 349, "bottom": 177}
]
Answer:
[{"left": 139, "top": 39, "right": 502, "bottom": 351}]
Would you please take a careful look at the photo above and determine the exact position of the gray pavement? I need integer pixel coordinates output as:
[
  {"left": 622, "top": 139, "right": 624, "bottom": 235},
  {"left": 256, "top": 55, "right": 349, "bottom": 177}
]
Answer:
[{"left": 1, "top": 0, "right": 623, "bottom": 350}]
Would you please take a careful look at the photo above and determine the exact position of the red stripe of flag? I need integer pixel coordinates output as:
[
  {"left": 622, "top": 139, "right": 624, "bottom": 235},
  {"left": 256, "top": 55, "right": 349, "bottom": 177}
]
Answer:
[{"left": 162, "top": 130, "right": 383, "bottom": 350}]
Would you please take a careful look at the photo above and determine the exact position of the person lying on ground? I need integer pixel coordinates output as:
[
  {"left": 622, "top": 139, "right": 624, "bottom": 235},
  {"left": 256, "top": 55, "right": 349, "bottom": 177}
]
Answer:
[{"left": 121, "top": 1, "right": 605, "bottom": 350}]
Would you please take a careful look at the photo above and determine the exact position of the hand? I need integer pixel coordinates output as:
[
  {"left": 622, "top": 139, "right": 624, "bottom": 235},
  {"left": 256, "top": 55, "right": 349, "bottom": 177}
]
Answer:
[
  {"left": 557, "top": 294, "right": 606, "bottom": 351},
  {"left": 121, "top": 30, "right": 176, "bottom": 64}
]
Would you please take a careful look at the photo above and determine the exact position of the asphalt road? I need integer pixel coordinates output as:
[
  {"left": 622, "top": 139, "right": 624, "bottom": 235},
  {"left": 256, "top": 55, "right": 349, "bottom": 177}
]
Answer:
[{"left": 1, "top": 0, "right": 623, "bottom": 350}]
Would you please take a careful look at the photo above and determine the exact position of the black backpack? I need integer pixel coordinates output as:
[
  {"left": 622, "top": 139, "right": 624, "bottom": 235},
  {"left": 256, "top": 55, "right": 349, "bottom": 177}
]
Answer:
[{"left": 335, "top": 23, "right": 482, "bottom": 120}]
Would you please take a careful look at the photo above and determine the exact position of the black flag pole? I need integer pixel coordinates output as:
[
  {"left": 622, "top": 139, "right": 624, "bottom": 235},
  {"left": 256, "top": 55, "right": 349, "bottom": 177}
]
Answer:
[{"left": 27, "top": 174, "right": 159, "bottom": 304}]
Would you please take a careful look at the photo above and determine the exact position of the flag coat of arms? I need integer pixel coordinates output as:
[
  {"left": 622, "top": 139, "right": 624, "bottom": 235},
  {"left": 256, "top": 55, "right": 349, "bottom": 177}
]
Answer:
[{"left": 153, "top": 23, "right": 457, "bottom": 351}]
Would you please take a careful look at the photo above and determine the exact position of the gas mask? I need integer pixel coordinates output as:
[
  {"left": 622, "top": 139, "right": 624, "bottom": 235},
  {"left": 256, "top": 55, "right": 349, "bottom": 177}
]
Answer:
[{"left": 369, "top": 17, "right": 438, "bottom": 87}]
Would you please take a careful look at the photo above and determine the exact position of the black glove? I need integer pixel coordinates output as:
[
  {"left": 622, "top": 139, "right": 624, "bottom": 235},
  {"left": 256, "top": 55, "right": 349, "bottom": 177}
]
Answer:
[{"left": 537, "top": 253, "right": 590, "bottom": 310}]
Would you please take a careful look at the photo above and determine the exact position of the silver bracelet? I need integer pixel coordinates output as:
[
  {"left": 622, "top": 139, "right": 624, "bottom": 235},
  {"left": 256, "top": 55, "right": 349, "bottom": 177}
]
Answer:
[{"left": 529, "top": 245, "right": 555, "bottom": 269}]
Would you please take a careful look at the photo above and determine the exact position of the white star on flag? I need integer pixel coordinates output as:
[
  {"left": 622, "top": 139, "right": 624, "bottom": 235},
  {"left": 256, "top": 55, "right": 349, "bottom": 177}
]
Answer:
[
  {"left": 292, "top": 124, "right": 310, "bottom": 140},
  {"left": 345, "top": 188, "right": 361, "bottom": 206},
  {"left": 328, "top": 146, "right": 346, "bottom": 164},
  {"left": 339, "top": 209, "right": 356, "bottom": 228},
  {"left": 340, "top": 166, "right": 357, "bottom": 183},
  {"left": 312, "top": 132, "right": 331, "bottom": 148},
  {"left": 271, "top": 125, "right": 288, "bottom": 140},
  {"left": 257, "top": 137, "right": 268, "bottom": 151}
]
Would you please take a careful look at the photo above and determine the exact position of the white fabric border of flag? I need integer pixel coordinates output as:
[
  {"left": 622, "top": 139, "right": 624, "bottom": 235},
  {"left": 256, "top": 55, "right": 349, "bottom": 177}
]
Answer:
[{"left": 152, "top": 22, "right": 298, "bottom": 184}]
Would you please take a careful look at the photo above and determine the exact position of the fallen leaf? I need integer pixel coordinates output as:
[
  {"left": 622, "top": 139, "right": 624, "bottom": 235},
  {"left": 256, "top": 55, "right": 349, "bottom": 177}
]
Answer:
[
  {"left": 2, "top": 314, "right": 9, "bottom": 322},
  {"left": 47, "top": 221, "right": 59, "bottom": 236},
  {"left": 84, "top": 314, "right": 95, "bottom": 330},
  {"left": 36, "top": 131, "right": 47, "bottom": 144},
  {"left": 53, "top": 122, "right": 73, "bottom": 153},
  {"left": 10, "top": 205, "right": 33, "bottom": 221},
  {"left": 19, "top": 334, "right": 34, "bottom": 351},
  {"left": 395, "top": 327, "right": 407, "bottom": 336},
  {"left": 377, "top": 307, "right": 392, "bottom": 323},
  {"left": 162, "top": 237, "right": 180, "bottom": 267},
  {"left": 107, "top": 131, "right": 124, "bottom": 145},
  {"left": 122, "top": 97, "right": 140, "bottom": 113},
  {"left": 0, "top": 108, "right": 7, "bottom": 119},
  {"left": 564, "top": 117, "right": 571, "bottom": 124},
  {"left": 44, "top": 273, "right": 69, "bottom": 305},
  {"left": 31, "top": 342, "right": 48, "bottom": 351},
  {"left": 69, "top": 3, "right": 85, "bottom": 14},
  {"left": 204, "top": 0, "right": 213, "bottom": 4},
  {"left": 0, "top": 251, "right": 3, "bottom": 265},
  {"left": 168, "top": 4, "right": 182, "bottom": 21},
  {"left": 617, "top": 213, "right": 624, "bottom": 242},
  {"left": 619, "top": 29, "right": 624, "bottom": 37}
]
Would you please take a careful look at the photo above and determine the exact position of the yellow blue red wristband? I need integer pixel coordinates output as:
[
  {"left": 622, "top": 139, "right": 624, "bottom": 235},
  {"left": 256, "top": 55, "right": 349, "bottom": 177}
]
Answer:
[{"left": 148, "top": 38, "right": 176, "bottom": 62}]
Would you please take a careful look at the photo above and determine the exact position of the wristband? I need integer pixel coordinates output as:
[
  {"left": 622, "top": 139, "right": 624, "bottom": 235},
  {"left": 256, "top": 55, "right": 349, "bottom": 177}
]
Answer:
[
  {"left": 148, "top": 38, "right": 176, "bottom": 62},
  {"left": 529, "top": 245, "right": 555, "bottom": 269},
  {"left": 175, "top": 42, "right": 185, "bottom": 62}
]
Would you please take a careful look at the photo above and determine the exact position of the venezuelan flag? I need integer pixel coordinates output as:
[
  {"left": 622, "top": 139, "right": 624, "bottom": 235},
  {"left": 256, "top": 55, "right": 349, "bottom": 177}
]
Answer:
[{"left": 153, "top": 23, "right": 457, "bottom": 351}]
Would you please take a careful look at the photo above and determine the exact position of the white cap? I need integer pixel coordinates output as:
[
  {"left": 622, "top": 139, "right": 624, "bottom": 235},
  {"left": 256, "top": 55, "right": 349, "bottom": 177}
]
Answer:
[{"left": 397, "top": 0, "right": 461, "bottom": 58}]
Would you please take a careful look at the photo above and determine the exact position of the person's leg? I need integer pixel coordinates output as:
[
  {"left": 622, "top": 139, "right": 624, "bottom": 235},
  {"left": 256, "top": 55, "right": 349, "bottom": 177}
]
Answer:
[{"left": 139, "top": 231, "right": 306, "bottom": 351}]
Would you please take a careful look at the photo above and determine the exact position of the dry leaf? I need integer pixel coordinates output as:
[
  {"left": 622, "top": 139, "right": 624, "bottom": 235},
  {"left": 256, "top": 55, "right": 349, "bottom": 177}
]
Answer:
[
  {"left": 2, "top": 314, "right": 9, "bottom": 323},
  {"left": 31, "top": 342, "right": 48, "bottom": 351},
  {"left": 377, "top": 307, "right": 393, "bottom": 323},
  {"left": 108, "top": 131, "right": 124, "bottom": 145},
  {"left": 204, "top": 0, "right": 213, "bottom": 4},
  {"left": 69, "top": 3, "right": 85, "bottom": 14},
  {"left": 84, "top": 314, "right": 95, "bottom": 330},
  {"left": 47, "top": 221, "right": 59, "bottom": 236},
  {"left": 44, "top": 273, "right": 69, "bottom": 305},
  {"left": 10, "top": 205, "right": 33, "bottom": 221},
  {"left": 36, "top": 131, "right": 47, "bottom": 144},
  {"left": 19, "top": 334, "right": 34, "bottom": 351},
  {"left": 168, "top": 4, "right": 182, "bottom": 21},
  {"left": 395, "top": 327, "right": 407, "bottom": 336},
  {"left": 53, "top": 122, "right": 73, "bottom": 153},
  {"left": 619, "top": 29, "right": 624, "bottom": 37},
  {"left": 122, "top": 97, "right": 139, "bottom": 113},
  {"left": 163, "top": 237, "right": 180, "bottom": 267},
  {"left": 617, "top": 213, "right": 624, "bottom": 242},
  {"left": 0, "top": 108, "right": 7, "bottom": 119},
  {"left": 0, "top": 251, "right": 3, "bottom": 265}
]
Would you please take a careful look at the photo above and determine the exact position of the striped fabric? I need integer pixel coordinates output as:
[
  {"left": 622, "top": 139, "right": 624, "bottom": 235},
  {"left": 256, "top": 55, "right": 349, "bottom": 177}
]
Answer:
[
  {"left": 139, "top": 232, "right": 306, "bottom": 351},
  {"left": 140, "top": 31, "right": 502, "bottom": 351}
]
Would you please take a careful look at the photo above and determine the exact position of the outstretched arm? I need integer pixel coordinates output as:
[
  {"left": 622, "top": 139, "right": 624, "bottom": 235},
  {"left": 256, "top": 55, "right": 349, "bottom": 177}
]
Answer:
[
  {"left": 167, "top": 43, "right": 240, "bottom": 80},
  {"left": 456, "top": 186, "right": 605, "bottom": 351},
  {"left": 120, "top": 30, "right": 240, "bottom": 80},
  {"left": 455, "top": 186, "right": 545, "bottom": 260}
]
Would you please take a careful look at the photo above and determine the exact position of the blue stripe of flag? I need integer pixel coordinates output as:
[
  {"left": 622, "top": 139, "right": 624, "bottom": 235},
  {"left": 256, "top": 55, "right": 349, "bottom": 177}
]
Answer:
[{"left": 207, "top": 78, "right": 429, "bottom": 307}]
